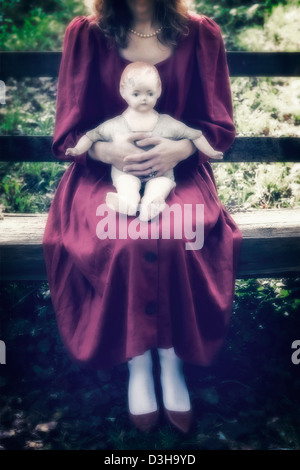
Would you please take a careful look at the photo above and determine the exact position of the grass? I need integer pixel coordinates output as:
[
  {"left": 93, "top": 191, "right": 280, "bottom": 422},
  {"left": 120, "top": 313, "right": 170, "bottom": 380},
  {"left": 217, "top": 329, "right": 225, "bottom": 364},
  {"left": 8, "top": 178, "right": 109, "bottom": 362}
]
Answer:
[
  {"left": 0, "top": 161, "right": 67, "bottom": 213},
  {"left": 1, "top": 75, "right": 299, "bottom": 213},
  {"left": 231, "top": 77, "right": 300, "bottom": 138},
  {"left": 1, "top": 1, "right": 299, "bottom": 213},
  {"left": 0, "top": 278, "right": 299, "bottom": 450}
]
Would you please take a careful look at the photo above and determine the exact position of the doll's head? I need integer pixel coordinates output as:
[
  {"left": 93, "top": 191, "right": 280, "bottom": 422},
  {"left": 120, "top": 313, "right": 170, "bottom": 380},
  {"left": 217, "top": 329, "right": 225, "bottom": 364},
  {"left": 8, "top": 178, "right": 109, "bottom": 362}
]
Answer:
[{"left": 120, "top": 62, "right": 162, "bottom": 112}]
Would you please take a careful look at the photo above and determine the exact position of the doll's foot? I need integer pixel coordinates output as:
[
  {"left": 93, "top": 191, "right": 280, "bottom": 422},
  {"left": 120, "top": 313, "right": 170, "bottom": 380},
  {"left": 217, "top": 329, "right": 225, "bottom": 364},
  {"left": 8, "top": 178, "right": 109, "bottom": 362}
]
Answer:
[
  {"left": 139, "top": 197, "right": 166, "bottom": 222},
  {"left": 106, "top": 192, "right": 140, "bottom": 216}
]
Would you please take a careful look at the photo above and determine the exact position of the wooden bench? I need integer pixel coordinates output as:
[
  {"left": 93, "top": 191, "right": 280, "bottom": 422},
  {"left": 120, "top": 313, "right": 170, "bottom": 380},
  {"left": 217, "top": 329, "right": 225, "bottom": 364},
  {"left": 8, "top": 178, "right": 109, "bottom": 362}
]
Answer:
[{"left": 0, "top": 51, "right": 300, "bottom": 280}]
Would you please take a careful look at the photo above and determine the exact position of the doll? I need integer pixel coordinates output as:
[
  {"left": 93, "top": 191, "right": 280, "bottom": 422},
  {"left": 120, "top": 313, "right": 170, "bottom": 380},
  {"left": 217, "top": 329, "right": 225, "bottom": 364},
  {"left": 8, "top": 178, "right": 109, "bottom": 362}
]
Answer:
[{"left": 65, "top": 62, "right": 223, "bottom": 221}]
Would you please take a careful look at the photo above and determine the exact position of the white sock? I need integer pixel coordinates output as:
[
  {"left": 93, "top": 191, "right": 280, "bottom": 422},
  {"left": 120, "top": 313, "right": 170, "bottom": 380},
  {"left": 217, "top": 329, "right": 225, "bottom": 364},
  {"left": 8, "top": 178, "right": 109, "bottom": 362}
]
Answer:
[
  {"left": 158, "top": 347, "right": 191, "bottom": 412},
  {"left": 128, "top": 350, "right": 158, "bottom": 415}
]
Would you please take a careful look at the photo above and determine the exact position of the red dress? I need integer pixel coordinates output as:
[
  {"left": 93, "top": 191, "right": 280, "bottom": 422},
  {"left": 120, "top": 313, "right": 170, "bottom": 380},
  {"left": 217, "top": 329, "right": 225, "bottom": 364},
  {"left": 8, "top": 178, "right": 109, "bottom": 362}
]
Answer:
[{"left": 43, "top": 13, "right": 243, "bottom": 369}]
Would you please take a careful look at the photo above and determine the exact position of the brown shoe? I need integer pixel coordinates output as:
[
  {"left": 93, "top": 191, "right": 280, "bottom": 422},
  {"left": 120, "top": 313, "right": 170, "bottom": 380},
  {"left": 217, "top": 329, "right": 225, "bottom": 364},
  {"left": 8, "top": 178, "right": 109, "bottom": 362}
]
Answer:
[
  {"left": 129, "top": 409, "right": 159, "bottom": 432},
  {"left": 164, "top": 408, "right": 193, "bottom": 433}
]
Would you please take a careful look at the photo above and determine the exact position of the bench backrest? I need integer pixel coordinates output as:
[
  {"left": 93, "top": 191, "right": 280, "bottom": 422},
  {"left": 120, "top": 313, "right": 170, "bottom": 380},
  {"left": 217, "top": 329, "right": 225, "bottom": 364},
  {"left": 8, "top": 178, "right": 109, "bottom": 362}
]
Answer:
[{"left": 0, "top": 51, "right": 300, "bottom": 164}]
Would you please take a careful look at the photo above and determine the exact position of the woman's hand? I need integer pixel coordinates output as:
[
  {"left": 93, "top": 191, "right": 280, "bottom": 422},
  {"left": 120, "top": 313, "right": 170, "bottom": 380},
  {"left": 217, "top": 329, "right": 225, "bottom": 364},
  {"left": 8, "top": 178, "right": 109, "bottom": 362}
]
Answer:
[
  {"left": 87, "top": 132, "right": 152, "bottom": 171},
  {"left": 122, "top": 136, "right": 196, "bottom": 179}
]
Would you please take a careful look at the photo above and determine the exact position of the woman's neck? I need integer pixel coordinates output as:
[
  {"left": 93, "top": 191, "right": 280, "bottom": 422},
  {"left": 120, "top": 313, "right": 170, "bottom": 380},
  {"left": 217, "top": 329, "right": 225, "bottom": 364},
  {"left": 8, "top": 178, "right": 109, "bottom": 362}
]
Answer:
[
  {"left": 132, "top": 19, "right": 158, "bottom": 34},
  {"left": 130, "top": 0, "right": 155, "bottom": 29}
]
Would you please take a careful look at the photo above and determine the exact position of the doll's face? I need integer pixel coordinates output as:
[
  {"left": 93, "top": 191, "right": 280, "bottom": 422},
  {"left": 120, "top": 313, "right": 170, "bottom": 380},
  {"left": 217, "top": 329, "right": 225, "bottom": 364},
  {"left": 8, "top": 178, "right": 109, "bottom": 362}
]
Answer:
[{"left": 121, "top": 74, "right": 161, "bottom": 112}]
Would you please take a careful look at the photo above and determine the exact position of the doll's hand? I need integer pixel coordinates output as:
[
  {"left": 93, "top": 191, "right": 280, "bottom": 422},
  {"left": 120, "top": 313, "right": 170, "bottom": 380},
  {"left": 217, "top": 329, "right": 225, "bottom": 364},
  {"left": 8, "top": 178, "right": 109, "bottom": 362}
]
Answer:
[
  {"left": 209, "top": 151, "right": 223, "bottom": 160},
  {"left": 87, "top": 132, "right": 152, "bottom": 170},
  {"left": 65, "top": 147, "right": 80, "bottom": 156},
  {"left": 123, "top": 136, "right": 195, "bottom": 179}
]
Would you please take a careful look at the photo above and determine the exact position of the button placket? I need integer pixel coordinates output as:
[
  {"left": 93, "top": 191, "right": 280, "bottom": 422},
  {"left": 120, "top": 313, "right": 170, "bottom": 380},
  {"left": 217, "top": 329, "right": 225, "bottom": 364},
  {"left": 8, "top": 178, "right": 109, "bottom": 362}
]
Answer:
[
  {"left": 144, "top": 251, "right": 158, "bottom": 263},
  {"left": 145, "top": 301, "right": 157, "bottom": 316},
  {"left": 142, "top": 241, "right": 159, "bottom": 340}
]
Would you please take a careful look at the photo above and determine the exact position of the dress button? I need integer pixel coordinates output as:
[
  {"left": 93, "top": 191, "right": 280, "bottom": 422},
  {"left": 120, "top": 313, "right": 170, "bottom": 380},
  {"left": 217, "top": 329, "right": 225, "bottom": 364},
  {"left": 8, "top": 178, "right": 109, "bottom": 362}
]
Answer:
[
  {"left": 144, "top": 251, "right": 157, "bottom": 262},
  {"left": 145, "top": 301, "right": 157, "bottom": 316}
]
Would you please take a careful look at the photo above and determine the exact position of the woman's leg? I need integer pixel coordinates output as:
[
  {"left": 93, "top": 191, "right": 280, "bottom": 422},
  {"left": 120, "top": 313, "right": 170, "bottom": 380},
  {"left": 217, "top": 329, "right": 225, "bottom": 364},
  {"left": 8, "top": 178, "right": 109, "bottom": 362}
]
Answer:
[
  {"left": 128, "top": 350, "right": 157, "bottom": 415},
  {"left": 127, "top": 350, "right": 159, "bottom": 431},
  {"left": 158, "top": 347, "right": 192, "bottom": 433},
  {"left": 158, "top": 347, "right": 191, "bottom": 412}
]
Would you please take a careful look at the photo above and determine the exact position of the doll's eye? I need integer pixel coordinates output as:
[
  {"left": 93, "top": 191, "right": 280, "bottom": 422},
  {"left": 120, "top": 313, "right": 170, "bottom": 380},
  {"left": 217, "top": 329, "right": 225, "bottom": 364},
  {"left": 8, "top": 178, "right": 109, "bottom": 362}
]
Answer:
[
  {"left": 148, "top": 92, "right": 153, "bottom": 96},
  {"left": 133, "top": 92, "right": 139, "bottom": 97}
]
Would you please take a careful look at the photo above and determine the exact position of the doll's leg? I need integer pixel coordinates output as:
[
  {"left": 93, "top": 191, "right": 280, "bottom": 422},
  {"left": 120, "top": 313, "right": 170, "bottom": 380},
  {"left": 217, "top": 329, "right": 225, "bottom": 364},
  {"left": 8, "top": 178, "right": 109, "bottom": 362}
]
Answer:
[
  {"left": 193, "top": 135, "right": 223, "bottom": 160},
  {"left": 157, "top": 347, "right": 192, "bottom": 433},
  {"left": 127, "top": 350, "right": 159, "bottom": 431},
  {"left": 106, "top": 166, "right": 141, "bottom": 216},
  {"left": 139, "top": 171, "right": 176, "bottom": 222}
]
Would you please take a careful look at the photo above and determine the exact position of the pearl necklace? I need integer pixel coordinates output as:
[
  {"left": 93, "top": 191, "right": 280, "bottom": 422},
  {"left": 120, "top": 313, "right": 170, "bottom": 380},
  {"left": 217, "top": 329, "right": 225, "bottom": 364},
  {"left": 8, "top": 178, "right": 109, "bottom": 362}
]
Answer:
[{"left": 129, "top": 27, "right": 162, "bottom": 38}]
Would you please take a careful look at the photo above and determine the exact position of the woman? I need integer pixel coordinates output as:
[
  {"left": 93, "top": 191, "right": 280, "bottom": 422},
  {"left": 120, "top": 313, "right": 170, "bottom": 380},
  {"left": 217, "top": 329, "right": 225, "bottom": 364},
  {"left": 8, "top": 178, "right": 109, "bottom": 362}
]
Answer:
[{"left": 43, "top": 0, "right": 243, "bottom": 433}]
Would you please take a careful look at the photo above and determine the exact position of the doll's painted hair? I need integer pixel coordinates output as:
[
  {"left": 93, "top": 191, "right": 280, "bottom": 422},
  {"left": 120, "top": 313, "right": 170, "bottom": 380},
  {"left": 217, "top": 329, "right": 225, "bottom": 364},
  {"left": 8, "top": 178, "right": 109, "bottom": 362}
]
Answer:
[{"left": 120, "top": 62, "right": 162, "bottom": 94}]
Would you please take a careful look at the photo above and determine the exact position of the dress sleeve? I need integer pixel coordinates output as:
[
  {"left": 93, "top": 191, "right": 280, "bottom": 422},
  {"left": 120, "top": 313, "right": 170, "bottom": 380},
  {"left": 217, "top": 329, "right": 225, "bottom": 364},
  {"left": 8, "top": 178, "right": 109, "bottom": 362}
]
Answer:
[
  {"left": 192, "top": 16, "right": 235, "bottom": 165},
  {"left": 52, "top": 16, "right": 99, "bottom": 166}
]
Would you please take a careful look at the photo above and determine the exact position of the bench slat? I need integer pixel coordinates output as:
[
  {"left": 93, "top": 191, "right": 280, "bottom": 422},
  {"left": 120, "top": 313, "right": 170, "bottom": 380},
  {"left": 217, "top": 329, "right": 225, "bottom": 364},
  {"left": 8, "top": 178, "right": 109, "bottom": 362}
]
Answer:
[
  {"left": 1, "top": 52, "right": 300, "bottom": 79},
  {"left": 1, "top": 135, "right": 300, "bottom": 163},
  {"left": 0, "top": 210, "right": 299, "bottom": 280}
]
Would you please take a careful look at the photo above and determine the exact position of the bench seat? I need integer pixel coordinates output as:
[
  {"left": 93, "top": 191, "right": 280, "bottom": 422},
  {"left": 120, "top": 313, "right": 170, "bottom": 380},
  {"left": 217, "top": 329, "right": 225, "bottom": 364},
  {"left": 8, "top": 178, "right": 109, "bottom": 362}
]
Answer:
[{"left": 0, "top": 209, "right": 299, "bottom": 280}]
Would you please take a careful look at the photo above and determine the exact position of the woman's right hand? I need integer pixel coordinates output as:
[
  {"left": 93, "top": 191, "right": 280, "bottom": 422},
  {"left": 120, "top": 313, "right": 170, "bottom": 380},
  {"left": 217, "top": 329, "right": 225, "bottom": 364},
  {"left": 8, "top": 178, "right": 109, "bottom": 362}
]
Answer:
[{"left": 87, "top": 132, "right": 152, "bottom": 171}]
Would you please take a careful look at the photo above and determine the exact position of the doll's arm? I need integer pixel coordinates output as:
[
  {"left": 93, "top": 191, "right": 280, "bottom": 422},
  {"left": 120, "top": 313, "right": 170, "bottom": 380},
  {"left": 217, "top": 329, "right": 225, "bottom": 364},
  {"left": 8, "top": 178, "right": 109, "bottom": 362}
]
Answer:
[
  {"left": 160, "top": 115, "right": 223, "bottom": 160},
  {"left": 65, "top": 134, "right": 93, "bottom": 156},
  {"left": 192, "top": 134, "right": 223, "bottom": 160},
  {"left": 66, "top": 117, "right": 122, "bottom": 156}
]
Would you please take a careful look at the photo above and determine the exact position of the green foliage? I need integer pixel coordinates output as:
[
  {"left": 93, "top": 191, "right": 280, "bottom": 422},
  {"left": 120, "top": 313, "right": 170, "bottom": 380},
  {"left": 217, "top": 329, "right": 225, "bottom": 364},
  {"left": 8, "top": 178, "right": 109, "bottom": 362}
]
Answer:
[
  {"left": 213, "top": 162, "right": 257, "bottom": 208},
  {"left": 212, "top": 74, "right": 300, "bottom": 211},
  {"left": 1, "top": 8, "right": 65, "bottom": 51},
  {"left": 0, "top": 0, "right": 88, "bottom": 51},
  {"left": 236, "top": 1, "right": 300, "bottom": 51},
  {"left": 248, "top": 163, "right": 300, "bottom": 208},
  {"left": 213, "top": 162, "right": 300, "bottom": 210},
  {"left": 1, "top": 74, "right": 300, "bottom": 213},
  {"left": 231, "top": 78, "right": 300, "bottom": 138},
  {"left": 0, "top": 0, "right": 296, "bottom": 51},
  {"left": 230, "top": 278, "right": 300, "bottom": 384},
  {"left": 194, "top": 0, "right": 274, "bottom": 49},
  {"left": 0, "top": 76, "right": 64, "bottom": 213},
  {"left": 0, "top": 162, "right": 68, "bottom": 213},
  {"left": 0, "top": 78, "right": 56, "bottom": 136}
]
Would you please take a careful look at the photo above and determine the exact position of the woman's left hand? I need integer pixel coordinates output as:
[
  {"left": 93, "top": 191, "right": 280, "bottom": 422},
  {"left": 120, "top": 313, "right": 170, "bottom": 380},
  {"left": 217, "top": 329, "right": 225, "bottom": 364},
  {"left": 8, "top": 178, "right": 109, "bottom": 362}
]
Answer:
[{"left": 122, "top": 136, "right": 196, "bottom": 179}]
